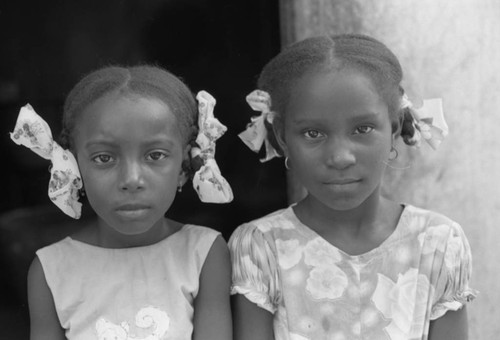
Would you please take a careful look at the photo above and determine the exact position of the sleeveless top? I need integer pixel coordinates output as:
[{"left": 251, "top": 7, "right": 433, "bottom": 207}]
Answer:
[
  {"left": 37, "top": 224, "right": 219, "bottom": 340},
  {"left": 229, "top": 205, "right": 477, "bottom": 340}
]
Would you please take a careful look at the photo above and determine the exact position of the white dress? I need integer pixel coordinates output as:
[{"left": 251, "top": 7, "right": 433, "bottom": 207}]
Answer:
[{"left": 37, "top": 224, "right": 219, "bottom": 340}]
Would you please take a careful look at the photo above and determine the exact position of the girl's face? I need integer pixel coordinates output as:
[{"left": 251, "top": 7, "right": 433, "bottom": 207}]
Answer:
[
  {"left": 73, "top": 93, "right": 187, "bottom": 236},
  {"left": 281, "top": 69, "right": 394, "bottom": 211}
]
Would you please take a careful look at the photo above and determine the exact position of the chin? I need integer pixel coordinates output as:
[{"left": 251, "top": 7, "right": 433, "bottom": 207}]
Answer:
[
  {"left": 319, "top": 193, "right": 369, "bottom": 212},
  {"left": 112, "top": 224, "right": 155, "bottom": 236}
]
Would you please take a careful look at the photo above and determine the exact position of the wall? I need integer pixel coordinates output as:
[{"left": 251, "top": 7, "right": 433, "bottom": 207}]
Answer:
[{"left": 280, "top": 0, "right": 500, "bottom": 338}]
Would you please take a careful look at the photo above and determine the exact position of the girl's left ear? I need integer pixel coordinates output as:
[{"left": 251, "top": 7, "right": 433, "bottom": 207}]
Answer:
[
  {"left": 392, "top": 118, "right": 402, "bottom": 140},
  {"left": 272, "top": 118, "right": 288, "bottom": 157},
  {"left": 179, "top": 144, "right": 191, "bottom": 186}
]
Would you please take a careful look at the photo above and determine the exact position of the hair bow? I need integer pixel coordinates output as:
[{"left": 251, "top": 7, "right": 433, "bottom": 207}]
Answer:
[
  {"left": 401, "top": 95, "right": 448, "bottom": 150},
  {"left": 10, "top": 104, "right": 83, "bottom": 218},
  {"left": 238, "top": 90, "right": 281, "bottom": 162},
  {"left": 191, "top": 91, "right": 233, "bottom": 203}
]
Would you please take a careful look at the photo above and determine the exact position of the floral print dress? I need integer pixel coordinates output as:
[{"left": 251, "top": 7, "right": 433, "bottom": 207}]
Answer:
[{"left": 229, "top": 205, "right": 476, "bottom": 340}]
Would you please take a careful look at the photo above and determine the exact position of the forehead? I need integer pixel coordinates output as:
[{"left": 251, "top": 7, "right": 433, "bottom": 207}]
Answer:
[
  {"left": 286, "top": 69, "right": 389, "bottom": 125},
  {"left": 73, "top": 93, "right": 183, "bottom": 147},
  {"left": 290, "top": 69, "right": 382, "bottom": 108}
]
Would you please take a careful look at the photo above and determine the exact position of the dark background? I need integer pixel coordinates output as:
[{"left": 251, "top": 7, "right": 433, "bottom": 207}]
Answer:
[{"left": 0, "top": 0, "right": 285, "bottom": 337}]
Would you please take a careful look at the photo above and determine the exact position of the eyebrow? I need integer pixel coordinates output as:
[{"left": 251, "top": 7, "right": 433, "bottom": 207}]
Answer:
[
  {"left": 349, "top": 111, "right": 383, "bottom": 122},
  {"left": 84, "top": 137, "right": 177, "bottom": 149},
  {"left": 292, "top": 111, "right": 382, "bottom": 125}
]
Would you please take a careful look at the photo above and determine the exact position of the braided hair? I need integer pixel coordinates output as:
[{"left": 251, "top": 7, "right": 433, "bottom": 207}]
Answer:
[
  {"left": 257, "top": 34, "right": 416, "bottom": 147},
  {"left": 59, "top": 65, "right": 199, "bottom": 175},
  {"left": 60, "top": 65, "right": 198, "bottom": 151}
]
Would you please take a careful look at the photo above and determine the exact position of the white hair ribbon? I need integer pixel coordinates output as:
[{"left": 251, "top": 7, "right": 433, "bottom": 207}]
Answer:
[
  {"left": 191, "top": 91, "right": 233, "bottom": 203},
  {"left": 402, "top": 95, "right": 448, "bottom": 150},
  {"left": 238, "top": 90, "right": 280, "bottom": 162},
  {"left": 10, "top": 104, "right": 83, "bottom": 218}
]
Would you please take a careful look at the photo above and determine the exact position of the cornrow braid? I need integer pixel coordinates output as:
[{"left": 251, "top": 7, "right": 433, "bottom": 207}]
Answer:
[
  {"left": 256, "top": 34, "right": 408, "bottom": 145},
  {"left": 60, "top": 65, "right": 198, "bottom": 151}
]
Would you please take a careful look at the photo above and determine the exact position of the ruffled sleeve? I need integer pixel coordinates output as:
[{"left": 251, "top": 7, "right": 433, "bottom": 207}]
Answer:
[
  {"left": 430, "top": 222, "right": 478, "bottom": 320},
  {"left": 228, "top": 223, "right": 281, "bottom": 314}
]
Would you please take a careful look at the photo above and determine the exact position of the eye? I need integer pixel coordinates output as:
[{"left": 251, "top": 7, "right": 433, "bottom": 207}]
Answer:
[
  {"left": 303, "top": 129, "right": 324, "bottom": 140},
  {"left": 354, "top": 125, "right": 374, "bottom": 135},
  {"left": 146, "top": 151, "right": 168, "bottom": 161},
  {"left": 91, "top": 154, "right": 114, "bottom": 164}
]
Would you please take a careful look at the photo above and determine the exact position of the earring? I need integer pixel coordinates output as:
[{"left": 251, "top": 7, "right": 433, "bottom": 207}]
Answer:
[
  {"left": 388, "top": 146, "right": 398, "bottom": 161},
  {"left": 79, "top": 187, "right": 86, "bottom": 197},
  {"left": 177, "top": 184, "right": 183, "bottom": 193},
  {"left": 285, "top": 157, "right": 291, "bottom": 170}
]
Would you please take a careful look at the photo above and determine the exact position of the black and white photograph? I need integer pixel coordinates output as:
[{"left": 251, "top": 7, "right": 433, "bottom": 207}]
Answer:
[{"left": 0, "top": 1, "right": 498, "bottom": 339}]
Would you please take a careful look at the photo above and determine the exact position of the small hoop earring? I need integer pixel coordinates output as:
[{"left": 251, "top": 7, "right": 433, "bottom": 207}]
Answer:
[
  {"left": 177, "top": 184, "right": 183, "bottom": 193},
  {"left": 388, "top": 146, "right": 398, "bottom": 161},
  {"left": 284, "top": 157, "right": 291, "bottom": 170}
]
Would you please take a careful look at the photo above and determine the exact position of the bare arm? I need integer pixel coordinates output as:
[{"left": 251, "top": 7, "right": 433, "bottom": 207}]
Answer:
[
  {"left": 27, "top": 256, "right": 66, "bottom": 340},
  {"left": 192, "top": 236, "right": 232, "bottom": 340},
  {"left": 232, "top": 294, "right": 274, "bottom": 340},
  {"left": 428, "top": 307, "right": 468, "bottom": 340}
]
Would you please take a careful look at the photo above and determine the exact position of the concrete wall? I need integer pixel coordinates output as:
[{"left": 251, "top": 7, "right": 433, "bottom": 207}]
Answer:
[{"left": 280, "top": 0, "right": 500, "bottom": 338}]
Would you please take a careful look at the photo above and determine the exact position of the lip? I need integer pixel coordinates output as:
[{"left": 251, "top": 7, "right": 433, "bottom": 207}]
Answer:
[
  {"left": 115, "top": 204, "right": 151, "bottom": 219},
  {"left": 325, "top": 178, "right": 361, "bottom": 185},
  {"left": 116, "top": 203, "right": 151, "bottom": 211}
]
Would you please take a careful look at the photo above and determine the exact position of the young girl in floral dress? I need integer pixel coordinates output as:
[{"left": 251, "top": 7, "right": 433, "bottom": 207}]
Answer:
[{"left": 230, "top": 34, "right": 476, "bottom": 340}]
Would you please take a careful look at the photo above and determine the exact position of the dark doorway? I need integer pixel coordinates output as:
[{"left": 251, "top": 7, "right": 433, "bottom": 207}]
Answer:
[{"left": 0, "top": 1, "right": 285, "bottom": 337}]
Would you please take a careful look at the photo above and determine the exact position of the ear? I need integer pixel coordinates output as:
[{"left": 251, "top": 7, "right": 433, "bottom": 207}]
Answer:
[
  {"left": 272, "top": 118, "right": 289, "bottom": 157},
  {"left": 391, "top": 117, "right": 402, "bottom": 140},
  {"left": 179, "top": 144, "right": 191, "bottom": 186}
]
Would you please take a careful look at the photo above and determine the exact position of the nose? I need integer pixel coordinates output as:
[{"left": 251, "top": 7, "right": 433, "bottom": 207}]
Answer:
[
  {"left": 325, "top": 138, "right": 356, "bottom": 170},
  {"left": 119, "top": 159, "right": 145, "bottom": 192}
]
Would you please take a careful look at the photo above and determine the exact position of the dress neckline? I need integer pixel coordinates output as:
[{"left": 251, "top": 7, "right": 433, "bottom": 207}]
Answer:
[
  {"left": 285, "top": 204, "right": 412, "bottom": 259},
  {"left": 66, "top": 224, "right": 190, "bottom": 251}
]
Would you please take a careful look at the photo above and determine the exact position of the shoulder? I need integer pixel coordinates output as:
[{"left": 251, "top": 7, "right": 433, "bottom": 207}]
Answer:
[
  {"left": 36, "top": 237, "right": 74, "bottom": 264},
  {"left": 230, "top": 207, "right": 294, "bottom": 238},
  {"left": 176, "top": 224, "right": 225, "bottom": 273},
  {"left": 403, "top": 205, "right": 464, "bottom": 236},
  {"left": 179, "top": 224, "right": 221, "bottom": 250}
]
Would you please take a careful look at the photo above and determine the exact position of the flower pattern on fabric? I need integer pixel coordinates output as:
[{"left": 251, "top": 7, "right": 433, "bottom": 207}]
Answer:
[
  {"left": 304, "top": 237, "right": 342, "bottom": 267},
  {"left": 96, "top": 306, "right": 170, "bottom": 340},
  {"left": 372, "top": 268, "right": 433, "bottom": 339},
  {"left": 238, "top": 90, "right": 280, "bottom": 162},
  {"left": 229, "top": 205, "right": 476, "bottom": 340},
  {"left": 306, "top": 266, "right": 349, "bottom": 300},
  {"left": 444, "top": 233, "right": 464, "bottom": 271},
  {"left": 276, "top": 239, "right": 303, "bottom": 270},
  {"left": 10, "top": 104, "right": 82, "bottom": 218},
  {"left": 191, "top": 91, "right": 233, "bottom": 203},
  {"left": 289, "top": 332, "right": 310, "bottom": 340},
  {"left": 418, "top": 224, "right": 449, "bottom": 255}
]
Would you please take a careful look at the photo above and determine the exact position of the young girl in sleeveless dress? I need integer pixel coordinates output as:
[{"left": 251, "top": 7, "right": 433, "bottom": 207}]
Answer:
[
  {"left": 11, "top": 65, "right": 233, "bottom": 340},
  {"left": 230, "top": 34, "right": 476, "bottom": 340}
]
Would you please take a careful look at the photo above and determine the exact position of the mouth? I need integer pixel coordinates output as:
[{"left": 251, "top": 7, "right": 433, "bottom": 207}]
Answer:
[
  {"left": 323, "top": 178, "right": 362, "bottom": 193},
  {"left": 325, "top": 178, "right": 361, "bottom": 185},
  {"left": 115, "top": 204, "right": 151, "bottom": 219}
]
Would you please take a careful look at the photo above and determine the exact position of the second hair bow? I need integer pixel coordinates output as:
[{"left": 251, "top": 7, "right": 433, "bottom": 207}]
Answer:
[
  {"left": 191, "top": 91, "right": 233, "bottom": 203},
  {"left": 401, "top": 95, "right": 448, "bottom": 150},
  {"left": 238, "top": 90, "right": 281, "bottom": 162}
]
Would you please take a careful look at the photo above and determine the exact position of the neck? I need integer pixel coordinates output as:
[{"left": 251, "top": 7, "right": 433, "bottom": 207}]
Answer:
[
  {"left": 295, "top": 186, "right": 386, "bottom": 236},
  {"left": 94, "top": 217, "right": 177, "bottom": 249}
]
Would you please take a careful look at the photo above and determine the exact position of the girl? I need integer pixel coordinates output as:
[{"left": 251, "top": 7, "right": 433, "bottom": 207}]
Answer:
[
  {"left": 10, "top": 65, "right": 233, "bottom": 340},
  {"left": 230, "top": 34, "right": 476, "bottom": 340}
]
